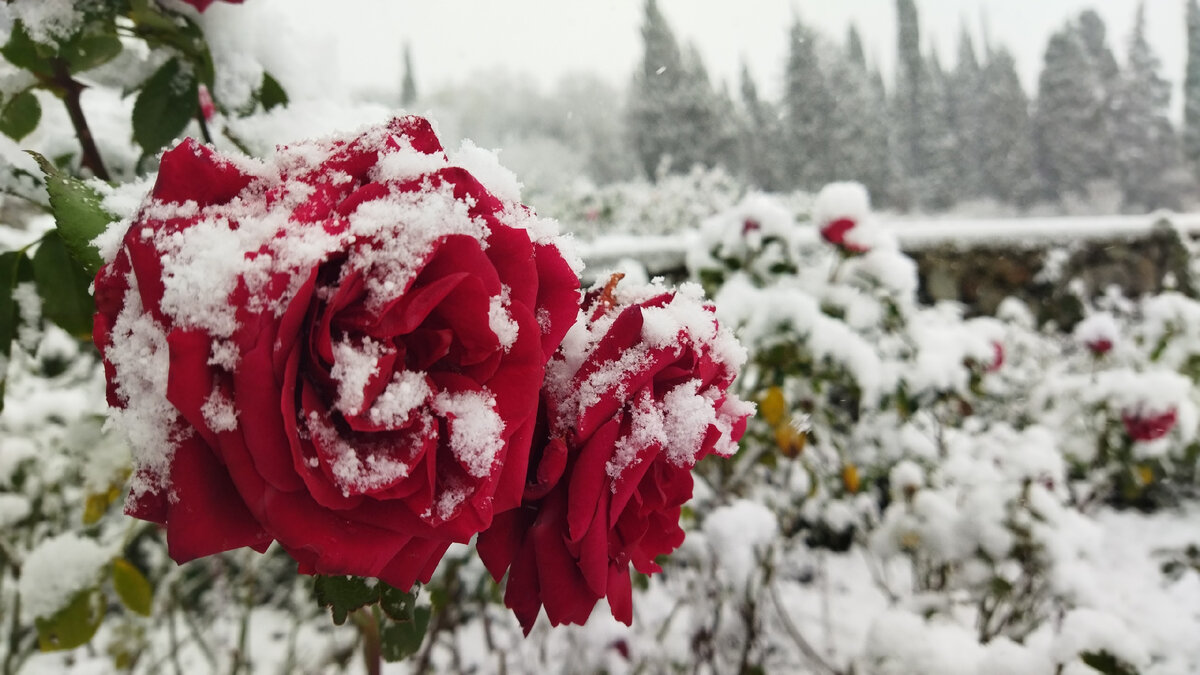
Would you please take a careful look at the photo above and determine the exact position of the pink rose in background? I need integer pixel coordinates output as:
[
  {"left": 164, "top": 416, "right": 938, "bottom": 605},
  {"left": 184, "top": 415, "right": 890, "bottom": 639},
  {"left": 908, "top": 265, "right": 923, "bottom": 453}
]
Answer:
[
  {"left": 819, "top": 217, "right": 870, "bottom": 254},
  {"left": 94, "top": 116, "right": 580, "bottom": 589},
  {"left": 1122, "top": 407, "right": 1177, "bottom": 442},
  {"left": 478, "top": 278, "right": 753, "bottom": 633}
]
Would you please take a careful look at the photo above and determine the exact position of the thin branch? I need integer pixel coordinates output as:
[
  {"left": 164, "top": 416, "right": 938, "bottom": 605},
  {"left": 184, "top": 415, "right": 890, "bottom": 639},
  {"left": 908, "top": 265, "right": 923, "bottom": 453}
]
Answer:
[
  {"left": 51, "top": 60, "right": 110, "bottom": 181},
  {"left": 768, "top": 583, "right": 843, "bottom": 675}
]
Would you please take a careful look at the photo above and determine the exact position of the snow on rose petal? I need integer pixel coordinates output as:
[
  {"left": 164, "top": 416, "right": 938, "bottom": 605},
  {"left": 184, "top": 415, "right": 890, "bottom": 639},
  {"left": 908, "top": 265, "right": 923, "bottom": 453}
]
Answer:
[{"left": 94, "top": 116, "right": 580, "bottom": 591}]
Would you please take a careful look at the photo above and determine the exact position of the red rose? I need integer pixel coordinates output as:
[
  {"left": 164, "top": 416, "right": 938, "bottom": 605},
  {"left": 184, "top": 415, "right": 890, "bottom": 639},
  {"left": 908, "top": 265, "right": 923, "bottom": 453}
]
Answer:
[
  {"left": 1087, "top": 338, "right": 1113, "bottom": 357},
  {"left": 93, "top": 116, "right": 580, "bottom": 590},
  {"left": 987, "top": 341, "right": 1005, "bottom": 373},
  {"left": 179, "top": 0, "right": 244, "bottom": 12},
  {"left": 477, "top": 279, "right": 752, "bottom": 633},
  {"left": 819, "top": 217, "right": 869, "bottom": 253},
  {"left": 1122, "top": 408, "right": 1177, "bottom": 442}
]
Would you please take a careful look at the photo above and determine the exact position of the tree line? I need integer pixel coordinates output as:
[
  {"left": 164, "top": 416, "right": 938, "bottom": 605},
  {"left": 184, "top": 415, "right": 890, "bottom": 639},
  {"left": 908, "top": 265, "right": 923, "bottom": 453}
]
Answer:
[{"left": 627, "top": 0, "right": 1200, "bottom": 214}]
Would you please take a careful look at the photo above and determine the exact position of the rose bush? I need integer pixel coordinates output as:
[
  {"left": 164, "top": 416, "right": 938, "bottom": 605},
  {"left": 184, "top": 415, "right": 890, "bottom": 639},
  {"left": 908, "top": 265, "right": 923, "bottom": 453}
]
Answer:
[
  {"left": 93, "top": 116, "right": 580, "bottom": 589},
  {"left": 477, "top": 278, "right": 753, "bottom": 632}
]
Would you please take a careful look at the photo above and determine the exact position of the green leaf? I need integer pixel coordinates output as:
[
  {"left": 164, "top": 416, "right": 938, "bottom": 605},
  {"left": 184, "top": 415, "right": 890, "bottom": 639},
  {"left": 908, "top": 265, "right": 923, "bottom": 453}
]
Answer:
[
  {"left": 61, "top": 30, "right": 123, "bottom": 74},
  {"left": 32, "top": 231, "right": 95, "bottom": 338},
  {"left": 35, "top": 588, "right": 105, "bottom": 651},
  {"left": 379, "top": 606, "right": 431, "bottom": 663},
  {"left": 132, "top": 58, "right": 198, "bottom": 156},
  {"left": 313, "top": 576, "right": 380, "bottom": 626},
  {"left": 130, "top": 0, "right": 183, "bottom": 34},
  {"left": 28, "top": 152, "right": 116, "bottom": 276},
  {"left": 111, "top": 558, "right": 154, "bottom": 617},
  {"left": 0, "top": 251, "right": 34, "bottom": 413},
  {"left": 379, "top": 585, "right": 417, "bottom": 622},
  {"left": 0, "top": 91, "right": 42, "bottom": 141},
  {"left": 260, "top": 72, "right": 288, "bottom": 111},
  {"left": 1080, "top": 651, "right": 1140, "bottom": 675},
  {"left": 1, "top": 22, "right": 54, "bottom": 77}
]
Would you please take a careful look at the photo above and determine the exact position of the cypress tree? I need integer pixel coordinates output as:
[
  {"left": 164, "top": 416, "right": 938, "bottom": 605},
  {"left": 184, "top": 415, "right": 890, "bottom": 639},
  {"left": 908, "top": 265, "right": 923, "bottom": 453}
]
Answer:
[
  {"left": 1112, "top": 3, "right": 1184, "bottom": 210},
  {"left": 1185, "top": 0, "right": 1200, "bottom": 178},
  {"left": 892, "top": 0, "right": 929, "bottom": 210},
  {"left": 781, "top": 15, "right": 837, "bottom": 190},
  {"left": 627, "top": 0, "right": 723, "bottom": 178},
  {"left": 1033, "top": 25, "right": 1108, "bottom": 200},
  {"left": 977, "top": 48, "right": 1037, "bottom": 207},
  {"left": 400, "top": 43, "right": 418, "bottom": 107}
]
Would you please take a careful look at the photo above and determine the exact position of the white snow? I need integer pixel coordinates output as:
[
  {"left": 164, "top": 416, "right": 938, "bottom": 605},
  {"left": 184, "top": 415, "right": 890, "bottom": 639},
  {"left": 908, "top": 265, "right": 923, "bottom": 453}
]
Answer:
[
  {"left": 18, "top": 533, "right": 110, "bottom": 623},
  {"left": 433, "top": 390, "right": 505, "bottom": 479}
]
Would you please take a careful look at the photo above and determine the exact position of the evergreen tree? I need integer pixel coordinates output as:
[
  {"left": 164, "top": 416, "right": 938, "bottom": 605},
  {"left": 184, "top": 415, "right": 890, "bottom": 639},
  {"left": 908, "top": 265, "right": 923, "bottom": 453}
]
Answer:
[
  {"left": 400, "top": 43, "right": 418, "bottom": 107},
  {"left": 781, "top": 15, "right": 837, "bottom": 190},
  {"left": 1112, "top": 3, "right": 1184, "bottom": 210},
  {"left": 976, "top": 48, "right": 1037, "bottom": 207},
  {"left": 948, "top": 26, "right": 984, "bottom": 199},
  {"left": 846, "top": 23, "right": 867, "bottom": 68},
  {"left": 738, "top": 63, "right": 787, "bottom": 191},
  {"left": 923, "top": 49, "right": 962, "bottom": 209},
  {"left": 627, "top": 0, "right": 724, "bottom": 179},
  {"left": 1076, "top": 10, "right": 1120, "bottom": 180},
  {"left": 1185, "top": 0, "right": 1200, "bottom": 178},
  {"left": 892, "top": 0, "right": 930, "bottom": 210},
  {"left": 829, "top": 25, "right": 890, "bottom": 204},
  {"left": 1032, "top": 25, "right": 1109, "bottom": 200}
]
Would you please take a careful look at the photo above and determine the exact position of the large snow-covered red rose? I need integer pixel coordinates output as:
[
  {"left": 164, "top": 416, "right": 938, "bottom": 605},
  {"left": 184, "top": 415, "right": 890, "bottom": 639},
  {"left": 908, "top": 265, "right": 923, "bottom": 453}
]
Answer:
[
  {"left": 477, "top": 279, "right": 752, "bottom": 632},
  {"left": 93, "top": 116, "right": 580, "bottom": 589}
]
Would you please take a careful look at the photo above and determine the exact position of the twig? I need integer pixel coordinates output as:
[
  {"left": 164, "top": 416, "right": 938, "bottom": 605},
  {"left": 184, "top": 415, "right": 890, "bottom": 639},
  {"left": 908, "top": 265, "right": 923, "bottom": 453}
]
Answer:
[
  {"left": 768, "top": 583, "right": 842, "bottom": 675},
  {"left": 51, "top": 60, "right": 110, "bottom": 181}
]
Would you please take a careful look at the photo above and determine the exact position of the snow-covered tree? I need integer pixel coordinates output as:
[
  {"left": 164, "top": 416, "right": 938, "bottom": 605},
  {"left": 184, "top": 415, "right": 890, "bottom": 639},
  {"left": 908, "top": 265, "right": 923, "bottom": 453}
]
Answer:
[
  {"left": 1185, "top": 0, "right": 1200, "bottom": 179},
  {"left": 781, "top": 14, "right": 837, "bottom": 190},
  {"left": 1112, "top": 3, "right": 1185, "bottom": 211},
  {"left": 892, "top": 0, "right": 930, "bottom": 210},
  {"left": 976, "top": 48, "right": 1038, "bottom": 207},
  {"left": 923, "top": 48, "right": 964, "bottom": 210},
  {"left": 1033, "top": 24, "right": 1110, "bottom": 200},
  {"left": 627, "top": 0, "right": 727, "bottom": 179},
  {"left": 738, "top": 63, "right": 788, "bottom": 191},
  {"left": 1077, "top": 9, "right": 1121, "bottom": 180},
  {"left": 947, "top": 26, "right": 984, "bottom": 200},
  {"left": 831, "top": 25, "right": 891, "bottom": 204}
]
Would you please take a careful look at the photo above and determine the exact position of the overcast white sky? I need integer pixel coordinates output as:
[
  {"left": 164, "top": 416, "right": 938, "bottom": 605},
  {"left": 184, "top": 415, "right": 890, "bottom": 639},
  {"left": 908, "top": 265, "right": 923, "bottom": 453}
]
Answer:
[{"left": 269, "top": 1, "right": 1184, "bottom": 108}]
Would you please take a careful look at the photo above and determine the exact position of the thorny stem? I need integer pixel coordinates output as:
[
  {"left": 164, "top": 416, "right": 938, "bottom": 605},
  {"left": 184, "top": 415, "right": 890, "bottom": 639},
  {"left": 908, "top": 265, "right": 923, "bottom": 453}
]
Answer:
[
  {"left": 51, "top": 60, "right": 110, "bottom": 182},
  {"left": 350, "top": 608, "right": 382, "bottom": 675},
  {"left": 196, "top": 108, "right": 215, "bottom": 146}
]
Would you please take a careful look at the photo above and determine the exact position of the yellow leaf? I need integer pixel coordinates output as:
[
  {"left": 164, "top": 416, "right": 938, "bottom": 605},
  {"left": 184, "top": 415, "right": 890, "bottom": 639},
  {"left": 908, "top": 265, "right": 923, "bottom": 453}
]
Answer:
[
  {"left": 82, "top": 484, "right": 123, "bottom": 525},
  {"left": 842, "top": 463, "right": 861, "bottom": 494},
  {"left": 759, "top": 386, "right": 787, "bottom": 427},
  {"left": 774, "top": 424, "right": 807, "bottom": 458},
  {"left": 111, "top": 558, "right": 154, "bottom": 617},
  {"left": 1136, "top": 464, "right": 1155, "bottom": 486}
]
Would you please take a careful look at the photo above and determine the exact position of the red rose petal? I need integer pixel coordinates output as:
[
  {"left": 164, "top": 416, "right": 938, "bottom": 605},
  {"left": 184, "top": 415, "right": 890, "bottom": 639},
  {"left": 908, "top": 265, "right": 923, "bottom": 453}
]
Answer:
[
  {"left": 164, "top": 435, "right": 270, "bottom": 563},
  {"left": 153, "top": 139, "right": 253, "bottom": 206}
]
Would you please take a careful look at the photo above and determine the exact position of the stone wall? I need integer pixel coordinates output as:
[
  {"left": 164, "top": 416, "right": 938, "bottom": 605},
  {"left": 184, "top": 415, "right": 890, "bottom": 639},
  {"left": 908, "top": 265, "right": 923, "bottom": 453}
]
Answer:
[{"left": 910, "top": 221, "right": 1194, "bottom": 328}]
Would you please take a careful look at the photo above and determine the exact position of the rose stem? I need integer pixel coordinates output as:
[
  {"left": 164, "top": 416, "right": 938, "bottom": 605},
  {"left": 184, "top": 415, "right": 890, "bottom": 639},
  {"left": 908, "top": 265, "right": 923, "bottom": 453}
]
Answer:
[{"left": 51, "top": 60, "right": 111, "bottom": 181}]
